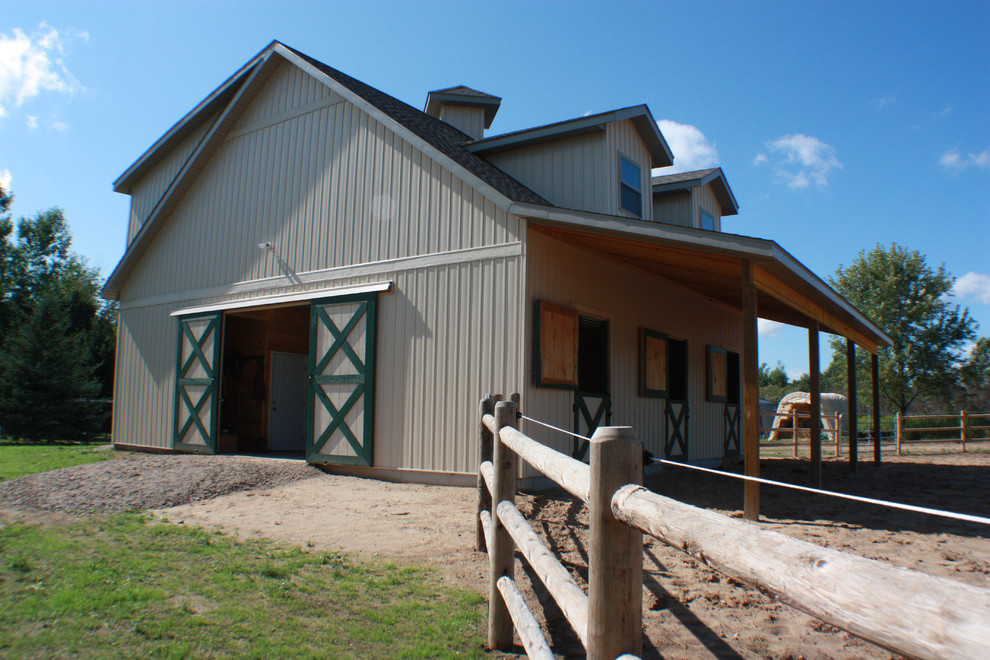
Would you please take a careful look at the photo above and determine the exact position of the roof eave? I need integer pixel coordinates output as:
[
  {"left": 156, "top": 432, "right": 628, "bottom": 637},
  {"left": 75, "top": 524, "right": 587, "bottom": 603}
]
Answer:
[{"left": 113, "top": 40, "right": 282, "bottom": 194}]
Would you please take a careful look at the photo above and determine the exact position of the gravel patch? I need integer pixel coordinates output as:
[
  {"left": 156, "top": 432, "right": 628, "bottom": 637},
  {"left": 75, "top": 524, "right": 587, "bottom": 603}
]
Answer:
[{"left": 0, "top": 452, "right": 322, "bottom": 514}]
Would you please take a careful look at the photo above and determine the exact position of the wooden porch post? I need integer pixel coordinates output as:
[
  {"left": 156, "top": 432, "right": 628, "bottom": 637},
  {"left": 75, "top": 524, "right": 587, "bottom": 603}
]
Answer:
[
  {"left": 809, "top": 323, "right": 822, "bottom": 487},
  {"left": 742, "top": 260, "right": 760, "bottom": 521},
  {"left": 871, "top": 354, "right": 881, "bottom": 463},
  {"left": 846, "top": 339, "right": 858, "bottom": 472}
]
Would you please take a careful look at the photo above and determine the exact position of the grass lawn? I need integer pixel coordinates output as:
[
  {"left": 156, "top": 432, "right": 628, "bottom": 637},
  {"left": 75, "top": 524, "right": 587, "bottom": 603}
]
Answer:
[
  {"left": 0, "top": 513, "right": 487, "bottom": 658},
  {"left": 0, "top": 439, "right": 115, "bottom": 481}
]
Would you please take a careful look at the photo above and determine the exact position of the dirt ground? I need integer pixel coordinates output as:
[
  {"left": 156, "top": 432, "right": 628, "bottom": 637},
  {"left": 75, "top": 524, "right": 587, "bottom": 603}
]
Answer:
[{"left": 151, "top": 451, "right": 990, "bottom": 659}]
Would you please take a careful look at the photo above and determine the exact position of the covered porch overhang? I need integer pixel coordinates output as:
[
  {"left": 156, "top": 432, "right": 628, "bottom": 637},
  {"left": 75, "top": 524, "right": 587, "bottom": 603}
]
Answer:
[{"left": 510, "top": 203, "right": 893, "bottom": 520}]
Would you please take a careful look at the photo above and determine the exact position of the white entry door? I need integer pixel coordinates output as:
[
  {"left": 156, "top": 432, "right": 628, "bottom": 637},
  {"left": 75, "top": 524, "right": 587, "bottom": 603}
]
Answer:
[{"left": 269, "top": 352, "right": 308, "bottom": 451}]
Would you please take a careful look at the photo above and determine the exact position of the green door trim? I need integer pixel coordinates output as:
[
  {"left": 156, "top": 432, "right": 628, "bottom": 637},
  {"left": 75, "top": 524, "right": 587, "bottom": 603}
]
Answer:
[
  {"left": 306, "top": 292, "right": 377, "bottom": 467},
  {"left": 173, "top": 312, "right": 222, "bottom": 454}
]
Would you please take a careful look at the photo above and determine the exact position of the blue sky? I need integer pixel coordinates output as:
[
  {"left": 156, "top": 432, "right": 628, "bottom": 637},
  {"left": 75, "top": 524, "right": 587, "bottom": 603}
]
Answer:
[{"left": 2, "top": 0, "right": 988, "bottom": 377}]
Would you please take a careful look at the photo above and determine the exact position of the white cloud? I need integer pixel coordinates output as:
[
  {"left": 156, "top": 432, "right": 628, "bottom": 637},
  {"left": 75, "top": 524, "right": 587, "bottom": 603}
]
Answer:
[
  {"left": 875, "top": 95, "right": 896, "bottom": 109},
  {"left": 653, "top": 119, "right": 719, "bottom": 174},
  {"left": 0, "top": 168, "right": 11, "bottom": 190},
  {"left": 753, "top": 134, "right": 842, "bottom": 189},
  {"left": 0, "top": 22, "right": 82, "bottom": 120},
  {"left": 953, "top": 272, "right": 990, "bottom": 305},
  {"left": 938, "top": 147, "right": 990, "bottom": 173},
  {"left": 758, "top": 319, "right": 785, "bottom": 338},
  {"left": 25, "top": 114, "right": 37, "bottom": 129},
  {"left": 50, "top": 118, "right": 67, "bottom": 131}
]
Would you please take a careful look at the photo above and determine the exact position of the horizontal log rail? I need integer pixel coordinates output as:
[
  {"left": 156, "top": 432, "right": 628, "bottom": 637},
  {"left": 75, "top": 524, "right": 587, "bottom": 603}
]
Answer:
[
  {"left": 476, "top": 394, "right": 988, "bottom": 660},
  {"left": 477, "top": 395, "right": 641, "bottom": 659},
  {"left": 496, "top": 577, "right": 555, "bottom": 660},
  {"left": 611, "top": 484, "right": 990, "bottom": 660}
]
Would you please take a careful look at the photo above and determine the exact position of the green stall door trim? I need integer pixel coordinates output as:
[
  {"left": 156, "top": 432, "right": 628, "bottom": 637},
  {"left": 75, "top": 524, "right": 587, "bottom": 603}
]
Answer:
[
  {"left": 173, "top": 312, "right": 222, "bottom": 454},
  {"left": 306, "top": 293, "right": 377, "bottom": 467}
]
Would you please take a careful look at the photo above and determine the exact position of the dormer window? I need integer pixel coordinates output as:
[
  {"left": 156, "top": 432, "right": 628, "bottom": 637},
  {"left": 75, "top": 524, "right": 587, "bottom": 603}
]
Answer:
[
  {"left": 701, "top": 210, "right": 715, "bottom": 231},
  {"left": 619, "top": 155, "right": 643, "bottom": 217}
]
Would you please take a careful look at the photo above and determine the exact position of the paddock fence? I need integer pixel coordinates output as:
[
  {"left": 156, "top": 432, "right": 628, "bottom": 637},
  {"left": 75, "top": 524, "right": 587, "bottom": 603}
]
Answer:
[
  {"left": 894, "top": 411, "right": 990, "bottom": 454},
  {"left": 476, "top": 394, "right": 990, "bottom": 660}
]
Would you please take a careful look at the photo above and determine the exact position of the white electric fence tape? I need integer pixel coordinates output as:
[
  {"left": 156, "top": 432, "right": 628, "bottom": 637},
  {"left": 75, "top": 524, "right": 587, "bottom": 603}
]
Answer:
[{"left": 517, "top": 413, "right": 990, "bottom": 527}]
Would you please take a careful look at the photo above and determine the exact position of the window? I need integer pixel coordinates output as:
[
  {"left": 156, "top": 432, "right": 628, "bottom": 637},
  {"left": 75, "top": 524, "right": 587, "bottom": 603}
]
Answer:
[
  {"left": 577, "top": 316, "right": 609, "bottom": 394},
  {"left": 701, "top": 210, "right": 716, "bottom": 231},
  {"left": 619, "top": 155, "right": 642, "bottom": 217},
  {"left": 668, "top": 339, "right": 688, "bottom": 402}
]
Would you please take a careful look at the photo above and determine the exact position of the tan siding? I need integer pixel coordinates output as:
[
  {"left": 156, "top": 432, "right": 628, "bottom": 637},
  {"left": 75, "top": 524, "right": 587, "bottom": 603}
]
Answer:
[
  {"left": 606, "top": 120, "right": 653, "bottom": 220},
  {"left": 112, "top": 254, "right": 526, "bottom": 475},
  {"left": 485, "top": 133, "right": 609, "bottom": 214},
  {"left": 439, "top": 105, "right": 484, "bottom": 140},
  {"left": 521, "top": 229, "right": 742, "bottom": 465},
  {"left": 652, "top": 190, "right": 692, "bottom": 227},
  {"left": 127, "top": 115, "right": 217, "bottom": 243},
  {"left": 121, "top": 73, "right": 520, "bottom": 302},
  {"left": 694, "top": 183, "right": 722, "bottom": 231}
]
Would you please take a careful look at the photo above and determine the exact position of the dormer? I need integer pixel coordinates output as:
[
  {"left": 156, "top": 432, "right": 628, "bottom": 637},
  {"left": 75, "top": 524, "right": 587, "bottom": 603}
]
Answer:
[
  {"left": 468, "top": 105, "right": 672, "bottom": 219},
  {"left": 424, "top": 86, "right": 501, "bottom": 140},
  {"left": 651, "top": 167, "right": 738, "bottom": 231}
]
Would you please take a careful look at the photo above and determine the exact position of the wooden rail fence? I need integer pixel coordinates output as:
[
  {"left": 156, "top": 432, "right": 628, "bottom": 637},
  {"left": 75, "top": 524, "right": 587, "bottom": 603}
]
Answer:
[
  {"left": 895, "top": 411, "right": 990, "bottom": 454},
  {"left": 477, "top": 394, "right": 990, "bottom": 660},
  {"left": 761, "top": 411, "right": 843, "bottom": 457}
]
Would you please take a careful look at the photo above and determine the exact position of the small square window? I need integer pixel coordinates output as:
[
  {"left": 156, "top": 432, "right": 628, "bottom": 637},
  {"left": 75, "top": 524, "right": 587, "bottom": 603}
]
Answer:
[
  {"left": 701, "top": 211, "right": 715, "bottom": 231},
  {"left": 619, "top": 156, "right": 642, "bottom": 217}
]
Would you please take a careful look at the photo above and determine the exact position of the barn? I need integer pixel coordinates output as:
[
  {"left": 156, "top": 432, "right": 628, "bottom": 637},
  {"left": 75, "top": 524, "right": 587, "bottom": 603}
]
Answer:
[{"left": 103, "top": 41, "right": 890, "bottom": 486}]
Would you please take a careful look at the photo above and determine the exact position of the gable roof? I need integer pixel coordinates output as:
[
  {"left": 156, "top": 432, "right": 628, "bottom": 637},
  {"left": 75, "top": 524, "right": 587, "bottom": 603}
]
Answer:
[
  {"left": 464, "top": 105, "right": 674, "bottom": 167},
  {"left": 104, "top": 41, "right": 550, "bottom": 299},
  {"left": 651, "top": 167, "right": 739, "bottom": 216}
]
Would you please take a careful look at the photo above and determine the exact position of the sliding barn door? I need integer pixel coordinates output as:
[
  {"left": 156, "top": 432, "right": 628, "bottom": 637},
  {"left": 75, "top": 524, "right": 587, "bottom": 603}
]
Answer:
[
  {"left": 173, "top": 312, "right": 223, "bottom": 453},
  {"left": 306, "top": 294, "right": 377, "bottom": 466}
]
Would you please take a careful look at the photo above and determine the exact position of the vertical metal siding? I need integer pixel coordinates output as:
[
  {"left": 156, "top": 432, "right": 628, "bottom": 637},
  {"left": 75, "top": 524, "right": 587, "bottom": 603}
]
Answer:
[
  {"left": 522, "top": 229, "right": 742, "bottom": 464},
  {"left": 439, "top": 105, "right": 485, "bottom": 140},
  {"left": 694, "top": 184, "right": 722, "bottom": 230},
  {"left": 652, "top": 190, "right": 692, "bottom": 227},
  {"left": 606, "top": 120, "right": 654, "bottom": 221},
  {"left": 485, "top": 133, "right": 609, "bottom": 214},
  {"left": 127, "top": 115, "right": 217, "bottom": 243},
  {"left": 113, "top": 63, "right": 528, "bottom": 475},
  {"left": 121, "top": 63, "right": 522, "bottom": 302}
]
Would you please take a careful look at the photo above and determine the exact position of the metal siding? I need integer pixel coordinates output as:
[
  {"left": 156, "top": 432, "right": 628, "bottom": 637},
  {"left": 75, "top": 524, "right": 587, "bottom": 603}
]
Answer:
[
  {"left": 439, "top": 105, "right": 485, "bottom": 140},
  {"left": 652, "top": 190, "right": 692, "bottom": 227},
  {"left": 695, "top": 183, "right": 722, "bottom": 231},
  {"left": 127, "top": 116, "right": 217, "bottom": 243},
  {"left": 113, "top": 64, "right": 528, "bottom": 472},
  {"left": 606, "top": 120, "right": 654, "bottom": 221},
  {"left": 120, "top": 63, "right": 521, "bottom": 303},
  {"left": 521, "top": 229, "right": 742, "bottom": 464},
  {"left": 485, "top": 133, "right": 609, "bottom": 214}
]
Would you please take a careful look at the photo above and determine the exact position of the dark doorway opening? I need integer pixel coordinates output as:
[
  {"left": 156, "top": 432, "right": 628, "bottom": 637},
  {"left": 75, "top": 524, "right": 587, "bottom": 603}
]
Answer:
[{"left": 218, "top": 305, "right": 309, "bottom": 454}]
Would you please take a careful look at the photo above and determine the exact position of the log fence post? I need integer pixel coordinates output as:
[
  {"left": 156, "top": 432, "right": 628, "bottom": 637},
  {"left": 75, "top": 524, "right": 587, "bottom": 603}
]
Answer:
[
  {"left": 487, "top": 398, "right": 519, "bottom": 651},
  {"left": 961, "top": 411, "right": 968, "bottom": 453},
  {"left": 792, "top": 409, "right": 799, "bottom": 458},
  {"left": 835, "top": 413, "right": 842, "bottom": 457},
  {"left": 895, "top": 412, "right": 903, "bottom": 456},
  {"left": 476, "top": 394, "right": 497, "bottom": 552},
  {"left": 588, "top": 426, "right": 643, "bottom": 660}
]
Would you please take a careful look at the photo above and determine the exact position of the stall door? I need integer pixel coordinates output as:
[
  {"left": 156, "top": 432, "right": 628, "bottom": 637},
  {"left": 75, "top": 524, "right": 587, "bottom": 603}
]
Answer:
[
  {"left": 269, "top": 352, "right": 308, "bottom": 451},
  {"left": 173, "top": 313, "right": 222, "bottom": 453},
  {"left": 306, "top": 294, "right": 377, "bottom": 466}
]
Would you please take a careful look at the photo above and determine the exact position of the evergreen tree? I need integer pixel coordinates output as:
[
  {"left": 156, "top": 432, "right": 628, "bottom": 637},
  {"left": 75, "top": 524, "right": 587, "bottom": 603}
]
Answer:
[{"left": 0, "top": 290, "right": 105, "bottom": 442}]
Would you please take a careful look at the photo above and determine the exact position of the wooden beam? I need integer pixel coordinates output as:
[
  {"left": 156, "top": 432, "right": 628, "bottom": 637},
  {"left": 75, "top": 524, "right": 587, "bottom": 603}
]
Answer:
[
  {"left": 809, "top": 323, "right": 822, "bottom": 487},
  {"left": 872, "top": 354, "right": 882, "bottom": 464},
  {"left": 846, "top": 339, "right": 858, "bottom": 472},
  {"left": 752, "top": 266, "right": 879, "bottom": 354},
  {"left": 487, "top": 400, "right": 518, "bottom": 651},
  {"left": 742, "top": 260, "right": 760, "bottom": 521}
]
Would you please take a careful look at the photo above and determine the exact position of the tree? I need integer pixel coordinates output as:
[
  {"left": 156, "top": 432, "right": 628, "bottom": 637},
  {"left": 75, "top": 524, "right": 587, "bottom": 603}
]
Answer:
[
  {"left": 957, "top": 337, "right": 990, "bottom": 411},
  {"left": 829, "top": 244, "right": 977, "bottom": 416},
  {"left": 0, "top": 290, "right": 105, "bottom": 442},
  {"left": 0, "top": 193, "right": 116, "bottom": 439}
]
